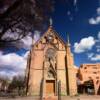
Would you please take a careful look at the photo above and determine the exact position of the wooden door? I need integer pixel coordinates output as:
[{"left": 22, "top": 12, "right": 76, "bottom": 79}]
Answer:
[{"left": 46, "top": 80, "right": 55, "bottom": 94}]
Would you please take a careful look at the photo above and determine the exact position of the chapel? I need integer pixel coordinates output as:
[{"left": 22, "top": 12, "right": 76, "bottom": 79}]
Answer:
[{"left": 26, "top": 26, "right": 77, "bottom": 96}]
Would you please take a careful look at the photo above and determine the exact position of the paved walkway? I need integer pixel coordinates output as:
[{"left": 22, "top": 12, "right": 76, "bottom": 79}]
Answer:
[{"left": 0, "top": 95, "right": 100, "bottom": 100}]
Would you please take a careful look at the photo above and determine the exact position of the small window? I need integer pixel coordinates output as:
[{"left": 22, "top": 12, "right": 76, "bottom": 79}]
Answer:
[{"left": 84, "top": 67, "right": 87, "bottom": 69}]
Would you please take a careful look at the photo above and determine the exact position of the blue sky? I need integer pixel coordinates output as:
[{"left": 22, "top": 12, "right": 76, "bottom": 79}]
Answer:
[
  {"left": 0, "top": 0, "right": 100, "bottom": 78},
  {"left": 51, "top": 0, "right": 100, "bottom": 66}
]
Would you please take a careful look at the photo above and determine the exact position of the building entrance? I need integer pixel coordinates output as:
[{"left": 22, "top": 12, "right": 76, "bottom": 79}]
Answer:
[{"left": 46, "top": 80, "right": 55, "bottom": 95}]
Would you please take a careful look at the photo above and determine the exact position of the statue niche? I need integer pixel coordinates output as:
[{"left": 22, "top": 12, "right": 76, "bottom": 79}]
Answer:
[
  {"left": 47, "top": 68, "right": 55, "bottom": 78},
  {"left": 45, "top": 48, "right": 57, "bottom": 79}
]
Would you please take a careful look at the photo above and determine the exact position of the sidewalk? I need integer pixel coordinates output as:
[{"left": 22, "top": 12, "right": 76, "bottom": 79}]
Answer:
[{"left": 0, "top": 95, "right": 100, "bottom": 100}]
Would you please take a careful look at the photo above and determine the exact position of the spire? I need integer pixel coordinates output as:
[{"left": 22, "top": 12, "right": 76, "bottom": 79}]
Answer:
[
  {"left": 67, "top": 33, "right": 70, "bottom": 44},
  {"left": 49, "top": 18, "right": 53, "bottom": 26},
  {"left": 31, "top": 35, "right": 34, "bottom": 47},
  {"left": 66, "top": 33, "right": 71, "bottom": 46}
]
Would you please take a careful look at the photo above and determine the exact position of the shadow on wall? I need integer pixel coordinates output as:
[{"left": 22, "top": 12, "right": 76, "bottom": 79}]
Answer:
[{"left": 77, "top": 80, "right": 95, "bottom": 95}]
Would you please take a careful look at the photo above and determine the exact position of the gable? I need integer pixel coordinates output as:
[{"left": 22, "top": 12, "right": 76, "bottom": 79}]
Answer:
[{"left": 33, "top": 26, "right": 66, "bottom": 51}]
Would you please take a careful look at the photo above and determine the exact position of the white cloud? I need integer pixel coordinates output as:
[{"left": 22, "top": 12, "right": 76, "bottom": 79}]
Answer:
[
  {"left": 89, "top": 7, "right": 100, "bottom": 25},
  {"left": 87, "top": 53, "right": 94, "bottom": 59},
  {"left": 0, "top": 51, "right": 29, "bottom": 78},
  {"left": 20, "top": 35, "right": 32, "bottom": 49},
  {"left": 74, "top": 36, "right": 95, "bottom": 53},
  {"left": 97, "top": 48, "right": 100, "bottom": 52},
  {"left": 97, "top": 7, "right": 100, "bottom": 15},
  {"left": 89, "top": 16, "right": 100, "bottom": 25},
  {"left": 0, "top": 51, "right": 3, "bottom": 55},
  {"left": 34, "top": 30, "right": 40, "bottom": 42},
  {"left": 2, "top": 29, "right": 23, "bottom": 40},
  {"left": 14, "top": 31, "right": 41, "bottom": 50},
  {"left": 2, "top": 30, "right": 41, "bottom": 50},
  {"left": 0, "top": 71, "right": 18, "bottom": 79},
  {"left": 87, "top": 53, "right": 100, "bottom": 61},
  {"left": 95, "top": 32, "right": 100, "bottom": 52},
  {"left": 1, "top": 29, "right": 32, "bottom": 50},
  {"left": 24, "top": 51, "right": 30, "bottom": 59},
  {"left": 98, "top": 32, "right": 100, "bottom": 40},
  {"left": 91, "top": 54, "right": 100, "bottom": 61},
  {"left": 0, "top": 30, "right": 41, "bottom": 79}
]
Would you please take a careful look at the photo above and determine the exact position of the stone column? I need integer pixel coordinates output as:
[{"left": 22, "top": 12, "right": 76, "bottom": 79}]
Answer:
[{"left": 66, "top": 44, "right": 77, "bottom": 96}]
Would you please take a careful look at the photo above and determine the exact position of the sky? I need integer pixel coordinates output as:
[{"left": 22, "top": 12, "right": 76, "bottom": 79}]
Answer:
[
  {"left": 0, "top": 0, "right": 100, "bottom": 78},
  {"left": 52, "top": 0, "right": 100, "bottom": 66}
]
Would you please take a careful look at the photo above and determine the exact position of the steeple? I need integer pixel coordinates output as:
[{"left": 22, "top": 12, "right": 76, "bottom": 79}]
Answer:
[
  {"left": 49, "top": 18, "right": 53, "bottom": 26},
  {"left": 65, "top": 33, "right": 77, "bottom": 95},
  {"left": 66, "top": 33, "right": 71, "bottom": 46},
  {"left": 31, "top": 35, "right": 34, "bottom": 47}
]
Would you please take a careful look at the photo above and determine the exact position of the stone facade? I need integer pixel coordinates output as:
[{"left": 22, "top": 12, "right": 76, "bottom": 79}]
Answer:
[
  {"left": 26, "top": 26, "right": 77, "bottom": 96},
  {"left": 78, "top": 63, "right": 100, "bottom": 94}
]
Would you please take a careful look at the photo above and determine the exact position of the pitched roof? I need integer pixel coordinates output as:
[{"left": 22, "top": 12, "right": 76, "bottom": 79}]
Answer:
[{"left": 33, "top": 26, "right": 66, "bottom": 47}]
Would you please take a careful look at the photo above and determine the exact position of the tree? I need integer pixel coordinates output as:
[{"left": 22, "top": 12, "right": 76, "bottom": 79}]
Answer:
[
  {"left": 8, "top": 75, "right": 25, "bottom": 95},
  {"left": 0, "top": 76, "right": 10, "bottom": 92},
  {"left": 0, "top": 0, "right": 54, "bottom": 46}
]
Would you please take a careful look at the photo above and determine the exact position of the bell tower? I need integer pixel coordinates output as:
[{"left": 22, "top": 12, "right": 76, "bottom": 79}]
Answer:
[{"left": 66, "top": 34, "right": 77, "bottom": 95}]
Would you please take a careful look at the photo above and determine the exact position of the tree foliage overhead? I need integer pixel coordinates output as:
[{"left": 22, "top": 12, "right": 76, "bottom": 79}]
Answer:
[{"left": 0, "top": 0, "right": 54, "bottom": 45}]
